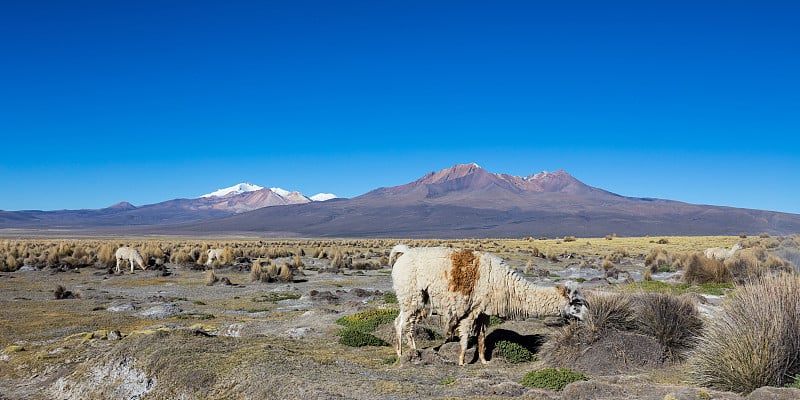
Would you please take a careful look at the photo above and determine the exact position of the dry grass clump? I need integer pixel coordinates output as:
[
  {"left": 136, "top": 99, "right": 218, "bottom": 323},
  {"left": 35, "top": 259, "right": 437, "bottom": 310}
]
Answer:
[
  {"left": 682, "top": 253, "right": 730, "bottom": 284},
  {"left": 54, "top": 284, "right": 80, "bottom": 299},
  {"left": 633, "top": 292, "right": 702, "bottom": 361},
  {"left": 689, "top": 274, "right": 800, "bottom": 394},
  {"left": 250, "top": 258, "right": 294, "bottom": 283},
  {"left": 543, "top": 290, "right": 702, "bottom": 371}
]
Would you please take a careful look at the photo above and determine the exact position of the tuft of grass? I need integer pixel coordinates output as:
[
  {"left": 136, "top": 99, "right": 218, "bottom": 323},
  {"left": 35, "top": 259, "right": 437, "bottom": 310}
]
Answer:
[
  {"left": 689, "top": 274, "right": 800, "bottom": 394},
  {"left": 496, "top": 340, "right": 535, "bottom": 363},
  {"left": 520, "top": 368, "right": 589, "bottom": 391},
  {"left": 633, "top": 292, "right": 702, "bottom": 361}
]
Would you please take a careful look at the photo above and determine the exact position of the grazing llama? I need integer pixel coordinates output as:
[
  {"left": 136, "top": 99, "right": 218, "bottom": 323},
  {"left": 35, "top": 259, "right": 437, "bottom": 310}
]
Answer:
[
  {"left": 206, "top": 248, "right": 224, "bottom": 266},
  {"left": 390, "top": 245, "right": 587, "bottom": 365},
  {"left": 115, "top": 246, "right": 147, "bottom": 273},
  {"left": 704, "top": 243, "right": 742, "bottom": 260}
]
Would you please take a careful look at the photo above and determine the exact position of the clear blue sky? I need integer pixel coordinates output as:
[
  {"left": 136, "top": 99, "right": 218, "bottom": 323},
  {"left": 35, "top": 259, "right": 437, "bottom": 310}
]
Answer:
[{"left": 1, "top": 1, "right": 798, "bottom": 214}]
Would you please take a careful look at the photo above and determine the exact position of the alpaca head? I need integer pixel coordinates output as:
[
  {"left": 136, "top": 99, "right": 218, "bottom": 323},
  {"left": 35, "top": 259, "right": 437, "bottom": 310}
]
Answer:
[
  {"left": 732, "top": 243, "right": 743, "bottom": 251},
  {"left": 560, "top": 281, "right": 588, "bottom": 321}
]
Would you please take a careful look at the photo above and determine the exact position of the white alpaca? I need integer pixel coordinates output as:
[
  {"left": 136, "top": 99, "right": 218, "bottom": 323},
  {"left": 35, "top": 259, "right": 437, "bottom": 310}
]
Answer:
[
  {"left": 704, "top": 243, "right": 742, "bottom": 260},
  {"left": 115, "top": 246, "right": 147, "bottom": 273},
  {"left": 390, "top": 245, "right": 587, "bottom": 365},
  {"left": 206, "top": 248, "right": 224, "bottom": 266}
]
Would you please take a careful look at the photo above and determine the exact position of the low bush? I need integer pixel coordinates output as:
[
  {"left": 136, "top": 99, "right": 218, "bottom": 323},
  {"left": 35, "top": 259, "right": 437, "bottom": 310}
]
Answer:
[
  {"left": 520, "top": 368, "right": 589, "bottom": 391},
  {"left": 496, "top": 340, "right": 535, "bottom": 363},
  {"left": 336, "top": 308, "right": 398, "bottom": 332},
  {"left": 337, "top": 328, "right": 389, "bottom": 347},
  {"left": 689, "top": 274, "right": 800, "bottom": 394}
]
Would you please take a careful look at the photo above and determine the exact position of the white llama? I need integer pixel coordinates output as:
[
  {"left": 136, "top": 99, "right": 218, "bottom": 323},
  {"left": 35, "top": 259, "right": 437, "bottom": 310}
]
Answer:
[
  {"left": 704, "top": 243, "right": 742, "bottom": 260},
  {"left": 390, "top": 245, "right": 587, "bottom": 365},
  {"left": 115, "top": 246, "right": 147, "bottom": 273}
]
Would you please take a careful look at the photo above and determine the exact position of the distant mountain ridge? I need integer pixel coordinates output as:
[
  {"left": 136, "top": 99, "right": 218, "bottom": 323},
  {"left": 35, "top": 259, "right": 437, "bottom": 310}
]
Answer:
[{"left": 1, "top": 163, "right": 799, "bottom": 237}]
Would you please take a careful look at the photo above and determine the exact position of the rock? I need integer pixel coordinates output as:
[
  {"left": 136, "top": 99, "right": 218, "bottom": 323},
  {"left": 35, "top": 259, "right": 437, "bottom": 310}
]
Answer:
[
  {"left": 137, "top": 304, "right": 181, "bottom": 319},
  {"left": 748, "top": 386, "right": 800, "bottom": 400},
  {"left": 108, "top": 304, "right": 136, "bottom": 312}
]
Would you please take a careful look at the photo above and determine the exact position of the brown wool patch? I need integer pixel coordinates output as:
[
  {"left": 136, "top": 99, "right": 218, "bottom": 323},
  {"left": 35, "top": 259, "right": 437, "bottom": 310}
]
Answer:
[
  {"left": 556, "top": 285, "right": 568, "bottom": 300},
  {"left": 449, "top": 249, "right": 480, "bottom": 296}
]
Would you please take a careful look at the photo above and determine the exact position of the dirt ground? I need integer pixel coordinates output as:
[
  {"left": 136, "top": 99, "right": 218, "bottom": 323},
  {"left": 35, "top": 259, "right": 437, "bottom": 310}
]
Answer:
[{"left": 1, "top": 244, "right": 798, "bottom": 400}]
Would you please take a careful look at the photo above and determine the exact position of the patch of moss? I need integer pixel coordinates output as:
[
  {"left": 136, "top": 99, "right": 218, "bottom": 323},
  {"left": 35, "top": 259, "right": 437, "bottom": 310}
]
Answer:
[
  {"left": 520, "top": 368, "right": 589, "bottom": 391},
  {"left": 438, "top": 376, "right": 456, "bottom": 385},
  {"left": 337, "top": 328, "right": 389, "bottom": 347},
  {"left": 335, "top": 308, "right": 398, "bottom": 332}
]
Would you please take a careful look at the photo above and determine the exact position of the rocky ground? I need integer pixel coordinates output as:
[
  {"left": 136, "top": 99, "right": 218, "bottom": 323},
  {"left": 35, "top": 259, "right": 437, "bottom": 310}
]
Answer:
[{"left": 1, "top": 247, "right": 799, "bottom": 400}]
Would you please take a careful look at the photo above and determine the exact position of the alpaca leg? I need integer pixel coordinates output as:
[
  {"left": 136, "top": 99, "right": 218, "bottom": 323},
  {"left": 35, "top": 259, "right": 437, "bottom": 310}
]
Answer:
[
  {"left": 405, "top": 315, "right": 418, "bottom": 352},
  {"left": 130, "top": 258, "right": 134, "bottom": 273},
  {"left": 394, "top": 313, "right": 404, "bottom": 357},
  {"left": 476, "top": 314, "right": 489, "bottom": 364},
  {"left": 457, "top": 317, "right": 475, "bottom": 366},
  {"left": 115, "top": 257, "right": 121, "bottom": 273},
  {"left": 458, "top": 327, "right": 469, "bottom": 366}
]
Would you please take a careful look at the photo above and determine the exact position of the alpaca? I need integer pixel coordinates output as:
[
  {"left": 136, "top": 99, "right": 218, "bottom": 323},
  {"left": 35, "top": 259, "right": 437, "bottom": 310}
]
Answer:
[
  {"left": 115, "top": 246, "right": 147, "bottom": 273},
  {"left": 206, "top": 248, "right": 224, "bottom": 266},
  {"left": 704, "top": 243, "right": 742, "bottom": 260},
  {"left": 390, "top": 245, "right": 587, "bottom": 365}
]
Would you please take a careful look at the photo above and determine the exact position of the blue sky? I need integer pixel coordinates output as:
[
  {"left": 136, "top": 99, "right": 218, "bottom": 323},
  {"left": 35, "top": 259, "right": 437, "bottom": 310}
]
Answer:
[{"left": 1, "top": 1, "right": 798, "bottom": 214}]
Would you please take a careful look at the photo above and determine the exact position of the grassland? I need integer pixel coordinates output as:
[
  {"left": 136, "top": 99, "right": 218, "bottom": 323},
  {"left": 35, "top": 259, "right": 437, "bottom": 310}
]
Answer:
[{"left": 0, "top": 235, "right": 798, "bottom": 399}]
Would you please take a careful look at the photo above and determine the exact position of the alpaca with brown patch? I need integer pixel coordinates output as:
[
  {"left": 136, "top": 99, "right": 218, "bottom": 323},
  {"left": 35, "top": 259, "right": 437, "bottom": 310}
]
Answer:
[{"left": 390, "top": 245, "right": 587, "bottom": 365}]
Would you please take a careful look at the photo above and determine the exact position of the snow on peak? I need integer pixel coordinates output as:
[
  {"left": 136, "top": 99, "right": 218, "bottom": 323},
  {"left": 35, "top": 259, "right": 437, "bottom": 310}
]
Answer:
[
  {"left": 311, "top": 193, "right": 338, "bottom": 202},
  {"left": 269, "top": 187, "right": 291, "bottom": 197},
  {"left": 201, "top": 182, "right": 264, "bottom": 198}
]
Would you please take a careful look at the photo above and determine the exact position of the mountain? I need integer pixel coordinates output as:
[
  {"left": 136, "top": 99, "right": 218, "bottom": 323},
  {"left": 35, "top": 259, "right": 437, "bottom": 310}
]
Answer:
[
  {"left": 201, "top": 183, "right": 264, "bottom": 198},
  {"left": 0, "top": 183, "right": 327, "bottom": 228},
  {"left": 2, "top": 164, "right": 799, "bottom": 237},
  {"left": 167, "top": 164, "right": 800, "bottom": 238}
]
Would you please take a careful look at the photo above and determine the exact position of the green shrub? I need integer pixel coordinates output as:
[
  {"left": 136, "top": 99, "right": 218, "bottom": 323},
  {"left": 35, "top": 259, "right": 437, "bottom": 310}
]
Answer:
[
  {"left": 689, "top": 274, "right": 800, "bottom": 394},
  {"left": 520, "top": 368, "right": 589, "bottom": 391},
  {"left": 496, "top": 340, "right": 535, "bottom": 363},
  {"left": 335, "top": 308, "right": 398, "bottom": 332},
  {"left": 337, "top": 328, "right": 389, "bottom": 347},
  {"left": 786, "top": 375, "right": 800, "bottom": 389},
  {"left": 382, "top": 292, "right": 398, "bottom": 304}
]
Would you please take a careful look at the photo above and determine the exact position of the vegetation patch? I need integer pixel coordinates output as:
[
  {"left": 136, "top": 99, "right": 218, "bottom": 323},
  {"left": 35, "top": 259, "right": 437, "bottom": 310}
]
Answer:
[
  {"left": 496, "top": 340, "right": 535, "bottom": 363},
  {"left": 689, "top": 274, "right": 800, "bottom": 394},
  {"left": 251, "top": 292, "right": 301, "bottom": 303},
  {"left": 520, "top": 368, "right": 589, "bottom": 391},
  {"left": 335, "top": 308, "right": 398, "bottom": 332},
  {"left": 337, "top": 328, "right": 389, "bottom": 347},
  {"left": 623, "top": 280, "right": 733, "bottom": 296},
  {"left": 335, "top": 308, "right": 398, "bottom": 347}
]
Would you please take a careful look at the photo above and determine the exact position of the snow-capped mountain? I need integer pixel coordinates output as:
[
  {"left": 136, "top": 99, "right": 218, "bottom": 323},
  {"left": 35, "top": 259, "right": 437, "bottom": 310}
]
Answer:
[
  {"left": 199, "top": 182, "right": 337, "bottom": 206},
  {"left": 201, "top": 183, "right": 264, "bottom": 198},
  {"left": 310, "top": 193, "right": 337, "bottom": 202}
]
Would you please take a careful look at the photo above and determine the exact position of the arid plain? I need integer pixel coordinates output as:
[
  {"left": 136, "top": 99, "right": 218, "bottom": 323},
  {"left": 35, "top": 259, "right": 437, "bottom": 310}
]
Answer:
[{"left": 1, "top": 235, "right": 799, "bottom": 399}]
